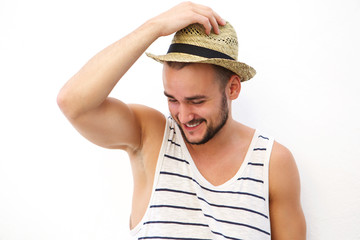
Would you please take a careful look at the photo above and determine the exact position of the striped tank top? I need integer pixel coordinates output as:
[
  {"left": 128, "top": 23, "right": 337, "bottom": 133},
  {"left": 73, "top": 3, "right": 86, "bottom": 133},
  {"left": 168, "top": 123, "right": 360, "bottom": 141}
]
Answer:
[{"left": 130, "top": 117, "right": 274, "bottom": 240}]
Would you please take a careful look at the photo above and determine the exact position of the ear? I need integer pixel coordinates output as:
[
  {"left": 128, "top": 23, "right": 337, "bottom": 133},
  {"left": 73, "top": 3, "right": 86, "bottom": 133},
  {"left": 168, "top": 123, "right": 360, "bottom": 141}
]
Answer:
[{"left": 227, "top": 75, "right": 241, "bottom": 100}]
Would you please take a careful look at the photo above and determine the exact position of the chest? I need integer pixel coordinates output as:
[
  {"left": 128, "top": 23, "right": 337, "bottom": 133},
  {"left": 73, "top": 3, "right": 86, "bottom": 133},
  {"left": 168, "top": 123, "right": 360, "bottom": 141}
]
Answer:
[
  {"left": 189, "top": 139, "right": 251, "bottom": 186},
  {"left": 193, "top": 148, "right": 248, "bottom": 186},
  {"left": 133, "top": 135, "right": 272, "bottom": 239}
]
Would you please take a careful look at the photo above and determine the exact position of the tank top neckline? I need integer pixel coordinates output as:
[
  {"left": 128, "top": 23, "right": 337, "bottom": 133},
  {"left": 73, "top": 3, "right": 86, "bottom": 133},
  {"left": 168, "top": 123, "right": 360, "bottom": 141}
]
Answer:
[{"left": 174, "top": 122, "right": 259, "bottom": 189}]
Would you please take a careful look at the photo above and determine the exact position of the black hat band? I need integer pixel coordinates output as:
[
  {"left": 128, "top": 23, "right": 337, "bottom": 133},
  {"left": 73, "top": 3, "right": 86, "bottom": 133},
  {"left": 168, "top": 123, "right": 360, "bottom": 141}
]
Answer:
[{"left": 167, "top": 43, "right": 235, "bottom": 60}]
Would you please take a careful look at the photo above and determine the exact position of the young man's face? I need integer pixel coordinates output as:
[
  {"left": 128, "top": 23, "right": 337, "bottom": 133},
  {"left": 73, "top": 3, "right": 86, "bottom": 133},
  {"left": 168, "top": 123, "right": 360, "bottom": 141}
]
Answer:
[{"left": 163, "top": 63, "right": 229, "bottom": 145}]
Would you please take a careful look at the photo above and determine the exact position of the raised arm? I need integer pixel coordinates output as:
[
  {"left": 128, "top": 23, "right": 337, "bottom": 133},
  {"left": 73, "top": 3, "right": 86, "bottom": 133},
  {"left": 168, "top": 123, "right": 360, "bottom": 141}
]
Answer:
[
  {"left": 57, "top": 2, "right": 225, "bottom": 153},
  {"left": 269, "top": 142, "right": 307, "bottom": 239}
]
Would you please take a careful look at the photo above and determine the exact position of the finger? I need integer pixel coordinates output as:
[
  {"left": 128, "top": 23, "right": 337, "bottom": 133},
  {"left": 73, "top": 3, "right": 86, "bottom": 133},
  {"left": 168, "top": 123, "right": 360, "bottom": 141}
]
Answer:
[
  {"left": 193, "top": 8, "right": 221, "bottom": 34},
  {"left": 209, "top": 15, "right": 220, "bottom": 34},
  {"left": 183, "top": 2, "right": 224, "bottom": 35},
  {"left": 196, "top": 5, "right": 225, "bottom": 27},
  {"left": 194, "top": 15, "right": 212, "bottom": 35},
  {"left": 213, "top": 10, "right": 226, "bottom": 26}
]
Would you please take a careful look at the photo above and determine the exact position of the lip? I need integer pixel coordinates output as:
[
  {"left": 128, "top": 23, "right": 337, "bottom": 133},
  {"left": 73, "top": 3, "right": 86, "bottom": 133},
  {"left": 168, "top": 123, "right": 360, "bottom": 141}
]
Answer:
[{"left": 183, "top": 120, "right": 204, "bottom": 132}]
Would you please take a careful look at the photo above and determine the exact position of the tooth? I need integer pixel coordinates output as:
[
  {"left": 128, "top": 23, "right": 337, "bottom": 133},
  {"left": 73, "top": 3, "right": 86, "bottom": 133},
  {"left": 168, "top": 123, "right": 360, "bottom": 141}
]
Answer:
[{"left": 186, "top": 121, "right": 201, "bottom": 127}]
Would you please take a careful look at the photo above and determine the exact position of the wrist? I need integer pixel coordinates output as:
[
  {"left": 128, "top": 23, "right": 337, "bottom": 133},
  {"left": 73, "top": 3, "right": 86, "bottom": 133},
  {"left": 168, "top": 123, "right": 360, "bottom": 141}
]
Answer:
[{"left": 139, "top": 18, "right": 163, "bottom": 41}]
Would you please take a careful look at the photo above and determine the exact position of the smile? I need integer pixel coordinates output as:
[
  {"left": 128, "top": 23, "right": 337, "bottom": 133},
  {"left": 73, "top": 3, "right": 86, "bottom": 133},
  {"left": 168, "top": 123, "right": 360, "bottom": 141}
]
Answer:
[
  {"left": 184, "top": 119, "right": 204, "bottom": 128},
  {"left": 185, "top": 122, "right": 201, "bottom": 128}
]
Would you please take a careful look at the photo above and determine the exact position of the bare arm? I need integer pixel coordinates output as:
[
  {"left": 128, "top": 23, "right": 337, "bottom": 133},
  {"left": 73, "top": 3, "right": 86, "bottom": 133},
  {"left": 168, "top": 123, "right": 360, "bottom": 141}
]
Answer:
[
  {"left": 57, "top": 22, "right": 159, "bottom": 151},
  {"left": 269, "top": 142, "right": 306, "bottom": 239},
  {"left": 57, "top": 2, "right": 225, "bottom": 152}
]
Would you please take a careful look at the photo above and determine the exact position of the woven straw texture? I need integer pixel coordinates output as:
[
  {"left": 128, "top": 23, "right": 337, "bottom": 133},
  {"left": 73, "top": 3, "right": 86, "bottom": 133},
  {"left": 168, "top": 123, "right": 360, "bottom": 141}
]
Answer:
[{"left": 146, "top": 22, "right": 256, "bottom": 82}]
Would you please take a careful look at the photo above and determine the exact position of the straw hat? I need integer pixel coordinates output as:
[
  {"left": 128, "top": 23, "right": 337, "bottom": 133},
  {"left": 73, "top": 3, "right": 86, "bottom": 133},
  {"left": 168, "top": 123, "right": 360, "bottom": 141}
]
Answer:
[{"left": 146, "top": 22, "right": 256, "bottom": 82}]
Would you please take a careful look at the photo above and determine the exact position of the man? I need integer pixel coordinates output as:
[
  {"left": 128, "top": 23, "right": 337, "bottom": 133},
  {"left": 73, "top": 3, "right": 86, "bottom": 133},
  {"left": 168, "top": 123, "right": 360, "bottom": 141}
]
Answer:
[{"left": 57, "top": 2, "right": 306, "bottom": 239}]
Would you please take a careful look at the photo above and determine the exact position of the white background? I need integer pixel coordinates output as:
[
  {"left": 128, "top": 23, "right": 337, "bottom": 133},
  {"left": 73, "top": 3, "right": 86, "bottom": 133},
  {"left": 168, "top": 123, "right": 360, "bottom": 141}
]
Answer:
[{"left": 1, "top": 0, "right": 359, "bottom": 239}]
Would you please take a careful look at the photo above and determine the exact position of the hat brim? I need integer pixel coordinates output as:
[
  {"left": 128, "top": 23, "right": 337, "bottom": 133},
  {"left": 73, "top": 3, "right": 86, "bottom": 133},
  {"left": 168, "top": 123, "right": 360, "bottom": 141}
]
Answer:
[{"left": 146, "top": 52, "right": 256, "bottom": 82}]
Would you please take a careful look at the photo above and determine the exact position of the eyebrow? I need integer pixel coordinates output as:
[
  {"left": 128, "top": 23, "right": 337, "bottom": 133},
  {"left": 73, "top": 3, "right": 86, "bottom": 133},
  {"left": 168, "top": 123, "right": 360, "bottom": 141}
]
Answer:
[
  {"left": 164, "top": 91, "right": 208, "bottom": 101},
  {"left": 164, "top": 91, "right": 175, "bottom": 99}
]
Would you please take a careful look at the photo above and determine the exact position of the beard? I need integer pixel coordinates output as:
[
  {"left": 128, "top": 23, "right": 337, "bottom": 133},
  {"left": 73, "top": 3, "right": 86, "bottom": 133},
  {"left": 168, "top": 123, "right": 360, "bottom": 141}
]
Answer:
[{"left": 174, "top": 92, "right": 229, "bottom": 145}]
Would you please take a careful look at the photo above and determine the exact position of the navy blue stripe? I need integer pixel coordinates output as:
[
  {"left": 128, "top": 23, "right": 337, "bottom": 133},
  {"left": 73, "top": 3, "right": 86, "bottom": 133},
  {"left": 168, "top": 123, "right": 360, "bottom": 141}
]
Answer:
[
  {"left": 155, "top": 188, "right": 196, "bottom": 196},
  {"left": 139, "top": 237, "right": 211, "bottom": 240},
  {"left": 204, "top": 214, "right": 271, "bottom": 235},
  {"left": 248, "top": 162, "right": 264, "bottom": 166},
  {"left": 198, "top": 197, "right": 268, "bottom": 218},
  {"left": 167, "top": 139, "right": 180, "bottom": 147},
  {"left": 152, "top": 190, "right": 267, "bottom": 218},
  {"left": 164, "top": 154, "right": 189, "bottom": 164},
  {"left": 197, "top": 182, "right": 264, "bottom": 199},
  {"left": 150, "top": 205, "right": 202, "bottom": 212},
  {"left": 160, "top": 171, "right": 192, "bottom": 180},
  {"left": 211, "top": 231, "right": 243, "bottom": 240},
  {"left": 258, "top": 135, "right": 269, "bottom": 140},
  {"left": 144, "top": 220, "right": 209, "bottom": 228},
  {"left": 160, "top": 171, "right": 265, "bottom": 200},
  {"left": 253, "top": 148, "right": 267, "bottom": 151},
  {"left": 237, "top": 177, "right": 264, "bottom": 183}
]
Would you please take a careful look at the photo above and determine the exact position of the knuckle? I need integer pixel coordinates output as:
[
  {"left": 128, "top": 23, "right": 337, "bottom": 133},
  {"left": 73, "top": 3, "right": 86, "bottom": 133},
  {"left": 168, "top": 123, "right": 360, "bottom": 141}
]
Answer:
[
  {"left": 204, "top": 6, "right": 213, "bottom": 14},
  {"left": 189, "top": 12, "right": 198, "bottom": 20},
  {"left": 184, "top": 1, "right": 194, "bottom": 7}
]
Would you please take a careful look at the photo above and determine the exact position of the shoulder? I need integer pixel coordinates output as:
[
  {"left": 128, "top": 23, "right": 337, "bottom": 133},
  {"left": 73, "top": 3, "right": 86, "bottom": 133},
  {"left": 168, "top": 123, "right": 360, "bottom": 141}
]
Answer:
[
  {"left": 269, "top": 141, "right": 300, "bottom": 200},
  {"left": 129, "top": 104, "right": 166, "bottom": 127},
  {"left": 270, "top": 141, "right": 296, "bottom": 171},
  {"left": 268, "top": 142, "right": 307, "bottom": 238},
  {"left": 128, "top": 104, "right": 167, "bottom": 151}
]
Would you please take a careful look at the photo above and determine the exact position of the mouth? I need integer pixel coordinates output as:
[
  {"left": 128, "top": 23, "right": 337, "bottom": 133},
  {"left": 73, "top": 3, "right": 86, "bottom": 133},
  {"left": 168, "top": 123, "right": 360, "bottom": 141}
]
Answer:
[
  {"left": 185, "top": 121, "right": 201, "bottom": 128},
  {"left": 183, "top": 119, "right": 205, "bottom": 130}
]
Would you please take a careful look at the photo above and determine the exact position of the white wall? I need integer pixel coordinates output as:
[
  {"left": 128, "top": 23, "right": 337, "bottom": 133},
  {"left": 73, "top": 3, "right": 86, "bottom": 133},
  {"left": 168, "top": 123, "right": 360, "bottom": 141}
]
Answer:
[{"left": 1, "top": 0, "right": 359, "bottom": 239}]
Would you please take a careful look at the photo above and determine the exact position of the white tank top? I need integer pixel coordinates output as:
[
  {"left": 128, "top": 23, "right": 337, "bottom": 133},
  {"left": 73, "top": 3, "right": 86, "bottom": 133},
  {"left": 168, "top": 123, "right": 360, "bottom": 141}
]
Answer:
[{"left": 130, "top": 117, "right": 274, "bottom": 240}]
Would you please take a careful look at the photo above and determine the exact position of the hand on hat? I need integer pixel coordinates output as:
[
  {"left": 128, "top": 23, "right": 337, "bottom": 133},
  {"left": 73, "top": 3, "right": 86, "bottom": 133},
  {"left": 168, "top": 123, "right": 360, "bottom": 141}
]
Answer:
[{"left": 149, "top": 1, "right": 226, "bottom": 37}]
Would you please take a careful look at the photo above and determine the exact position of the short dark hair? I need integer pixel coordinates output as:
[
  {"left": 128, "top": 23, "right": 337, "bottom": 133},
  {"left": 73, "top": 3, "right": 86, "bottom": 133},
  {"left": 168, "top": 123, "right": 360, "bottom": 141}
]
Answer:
[{"left": 165, "top": 62, "right": 236, "bottom": 90}]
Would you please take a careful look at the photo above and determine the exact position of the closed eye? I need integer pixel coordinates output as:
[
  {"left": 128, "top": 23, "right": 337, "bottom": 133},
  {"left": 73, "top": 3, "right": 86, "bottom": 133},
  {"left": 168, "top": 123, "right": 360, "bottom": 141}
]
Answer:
[
  {"left": 168, "top": 98, "right": 178, "bottom": 103},
  {"left": 190, "top": 100, "right": 205, "bottom": 105}
]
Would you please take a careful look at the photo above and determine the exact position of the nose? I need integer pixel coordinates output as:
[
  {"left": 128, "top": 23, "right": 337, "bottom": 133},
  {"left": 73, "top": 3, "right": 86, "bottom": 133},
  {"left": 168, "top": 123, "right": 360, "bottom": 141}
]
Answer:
[{"left": 177, "top": 104, "right": 194, "bottom": 124}]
